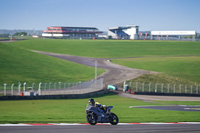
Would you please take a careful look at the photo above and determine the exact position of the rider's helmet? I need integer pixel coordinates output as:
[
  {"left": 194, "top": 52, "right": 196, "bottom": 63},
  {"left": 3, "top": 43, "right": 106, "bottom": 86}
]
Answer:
[{"left": 89, "top": 98, "right": 95, "bottom": 106}]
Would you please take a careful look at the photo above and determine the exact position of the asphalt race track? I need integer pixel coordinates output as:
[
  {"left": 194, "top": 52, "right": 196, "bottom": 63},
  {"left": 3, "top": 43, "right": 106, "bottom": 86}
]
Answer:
[
  {"left": 32, "top": 50, "right": 157, "bottom": 85},
  {"left": 1, "top": 124, "right": 200, "bottom": 133}
]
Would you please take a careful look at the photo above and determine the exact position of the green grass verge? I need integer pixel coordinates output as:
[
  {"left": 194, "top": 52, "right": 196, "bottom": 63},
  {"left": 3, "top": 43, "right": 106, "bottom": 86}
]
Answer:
[
  {"left": 0, "top": 38, "right": 10, "bottom": 40},
  {"left": 125, "top": 73, "right": 197, "bottom": 85},
  {"left": 0, "top": 43, "right": 104, "bottom": 84},
  {"left": 0, "top": 93, "right": 199, "bottom": 123},
  {"left": 10, "top": 39, "right": 200, "bottom": 58},
  {"left": 7, "top": 39, "right": 200, "bottom": 83},
  {"left": 113, "top": 56, "right": 200, "bottom": 83}
]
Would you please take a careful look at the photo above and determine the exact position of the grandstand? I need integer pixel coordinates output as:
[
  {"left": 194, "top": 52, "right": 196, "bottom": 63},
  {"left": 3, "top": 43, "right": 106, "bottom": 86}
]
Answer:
[
  {"left": 42, "top": 26, "right": 103, "bottom": 39},
  {"left": 42, "top": 26, "right": 197, "bottom": 41},
  {"left": 108, "top": 25, "right": 197, "bottom": 41},
  {"left": 108, "top": 25, "right": 139, "bottom": 40}
]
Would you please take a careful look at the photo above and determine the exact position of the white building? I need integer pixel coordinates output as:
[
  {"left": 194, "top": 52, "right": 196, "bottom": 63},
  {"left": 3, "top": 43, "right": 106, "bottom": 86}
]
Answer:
[
  {"left": 150, "top": 31, "right": 196, "bottom": 40},
  {"left": 108, "top": 25, "right": 139, "bottom": 40}
]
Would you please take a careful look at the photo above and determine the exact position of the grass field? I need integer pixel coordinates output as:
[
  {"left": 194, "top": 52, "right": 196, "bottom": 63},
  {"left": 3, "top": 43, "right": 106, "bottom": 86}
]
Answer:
[
  {"left": 1, "top": 39, "right": 200, "bottom": 123},
  {"left": 8, "top": 39, "right": 200, "bottom": 83},
  {"left": 113, "top": 56, "right": 200, "bottom": 83},
  {"left": 11, "top": 39, "right": 200, "bottom": 58},
  {"left": 0, "top": 42, "right": 104, "bottom": 84},
  {"left": 0, "top": 93, "right": 199, "bottom": 123}
]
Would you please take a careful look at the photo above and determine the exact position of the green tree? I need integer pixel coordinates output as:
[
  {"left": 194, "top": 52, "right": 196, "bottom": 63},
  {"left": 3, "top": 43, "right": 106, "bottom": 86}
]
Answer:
[
  {"left": 14, "top": 32, "right": 27, "bottom": 36},
  {"left": 108, "top": 35, "right": 113, "bottom": 39}
]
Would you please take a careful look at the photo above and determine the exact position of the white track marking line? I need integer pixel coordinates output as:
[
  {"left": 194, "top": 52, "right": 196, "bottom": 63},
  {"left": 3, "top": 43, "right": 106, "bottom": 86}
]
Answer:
[
  {"left": 0, "top": 124, "right": 31, "bottom": 126},
  {"left": 1, "top": 122, "right": 200, "bottom": 126}
]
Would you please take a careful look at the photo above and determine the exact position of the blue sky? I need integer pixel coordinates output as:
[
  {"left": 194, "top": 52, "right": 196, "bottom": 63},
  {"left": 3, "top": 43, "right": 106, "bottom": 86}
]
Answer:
[{"left": 0, "top": 0, "right": 200, "bottom": 32}]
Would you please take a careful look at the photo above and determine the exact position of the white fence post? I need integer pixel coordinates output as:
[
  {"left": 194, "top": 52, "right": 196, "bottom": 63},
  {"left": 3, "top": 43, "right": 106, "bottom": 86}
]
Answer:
[
  {"left": 4, "top": 83, "right": 7, "bottom": 96},
  {"left": 185, "top": 84, "right": 187, "bottom": 93},
  {"left": 161, "top": 83, "right": 164, "bottom": 93},
  {"left": 23, "top": 82, "right": 26, "bottom": 93},
  {"left": 44, "top": 83, "right": 47, "bottom": 90},
  {"left": 54, "top": 82, "right": 56, "bottom": 89},
  {"left": 32, "top": 83, "right": 35, "bottom": 91},
  {"left": 173, "top": 84, "right": 176, "bottom": 93},
  {"left": 129, "top": 82, "right": 132, "bottom": 91},
  {"left": 196, "top": 85, "right": 199, "bottom": 94},
  {"left": 123, "top": 81, "right": 126, "bottom": 92},
  {"left": 59, "top": 82, "right": 61, "bottom": 89},
  {"left": 155, "top": 83, "right": 158, "bottom": 93},
  {"left": 167, "top": 84, "right": 170, "bottom": 93},
  {"left": 149, "top": 83, "right": 151, "bottom": 92},
  {"left": 191, "top": 85, "right": 193, "bottom": 94},
  {"left": 64, "top": 82, "right": 66, "bottom": 88},
  {"left": 136, "top": 82, "right": 138, "bottom": 92},
  {"left": 179, "top": 84, "right": 182, "bottom": 93},
  {"left": 49, "top": 82, "right": 52, "bottom": 90},
  {"left": 142, "top": 82, "right": 144, "bottom": 92},
  {"left": 11, "top": 84, "right": 14, "bottom": 96},
  {"left": 38, "top": 82, "right": 42, "bottom": 95},
  {"left": 18, "top": 83, "right": 21, "bottom": 96}
]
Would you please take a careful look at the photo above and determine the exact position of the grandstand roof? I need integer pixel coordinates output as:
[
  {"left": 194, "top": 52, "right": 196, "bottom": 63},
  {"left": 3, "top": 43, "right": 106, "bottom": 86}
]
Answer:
[
  {"left": 109, "top": 25, "right": 139, "bottom": 30},
  {"left": 48, "top": 26, "right": 98, "bottom": 29},
  {"left": 43, "top": 26, "right": 103, "bottom": 34}
]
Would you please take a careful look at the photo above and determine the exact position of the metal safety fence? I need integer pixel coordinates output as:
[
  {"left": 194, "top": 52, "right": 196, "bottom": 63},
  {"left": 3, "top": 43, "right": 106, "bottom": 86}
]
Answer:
[
  {"left": 0, "top": 78, "right": 104, "bottom": 96},
  {"left": 127, "top": 82, "right": 200, "bottom": 94}
]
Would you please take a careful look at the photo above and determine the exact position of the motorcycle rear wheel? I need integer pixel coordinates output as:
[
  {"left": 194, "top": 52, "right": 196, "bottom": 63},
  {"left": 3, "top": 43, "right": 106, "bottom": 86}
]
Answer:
[
  {"left": 109, "top": 113, "right": 119, "bottom": 125},
  {"left": 86, "top": 113, "right": 97, "bottom": 125}
]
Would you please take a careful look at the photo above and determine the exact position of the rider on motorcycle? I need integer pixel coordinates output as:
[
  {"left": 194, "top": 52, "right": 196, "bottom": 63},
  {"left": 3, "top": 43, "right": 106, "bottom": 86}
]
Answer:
[
  {"left": 86, "top": 98, "right": 119, "bottom": 125},
  {"left": 88, "top": 98, "right": 106, "bottom": 114}
]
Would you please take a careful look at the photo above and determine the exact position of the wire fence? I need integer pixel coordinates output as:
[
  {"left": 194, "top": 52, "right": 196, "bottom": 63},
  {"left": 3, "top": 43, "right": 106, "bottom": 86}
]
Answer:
[
  {"left": 0, "top": 78, "right": 104, "bottom": 96},
  {"left": 127, "top": 82, "right": 200, "bottom": 94}
]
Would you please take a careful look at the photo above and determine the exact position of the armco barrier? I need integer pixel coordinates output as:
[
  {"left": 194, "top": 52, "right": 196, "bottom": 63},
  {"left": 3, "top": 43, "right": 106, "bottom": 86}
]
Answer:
[{"left": 0, "top": 89, "right": 109, "bottom": 100}]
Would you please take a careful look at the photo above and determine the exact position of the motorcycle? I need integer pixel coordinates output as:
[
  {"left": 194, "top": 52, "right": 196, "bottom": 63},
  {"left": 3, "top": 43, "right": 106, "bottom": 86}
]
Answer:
[{"left": 85, "top": 104, "right": 119, "bottom": 125}]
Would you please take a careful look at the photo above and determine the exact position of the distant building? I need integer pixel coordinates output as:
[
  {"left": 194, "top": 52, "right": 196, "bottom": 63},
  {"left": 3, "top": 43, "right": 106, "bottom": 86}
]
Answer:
[
  {"left": 139, "top": 30, "right": 196, "bottom": 40},
  {"left": 42, "top": 26, "right": 103, "bottom": 39},
  {"left": 138, "top": 31, "right": 151, "bottom": 40},
  {"left": 108, "top": 25, "right": 197, "bottom": 40},
  {"left": 150, "top": 31, "right": 196, "bottom": 40},
  {"left": 108, "top": 25, "right": 139, "bottom": 40}
]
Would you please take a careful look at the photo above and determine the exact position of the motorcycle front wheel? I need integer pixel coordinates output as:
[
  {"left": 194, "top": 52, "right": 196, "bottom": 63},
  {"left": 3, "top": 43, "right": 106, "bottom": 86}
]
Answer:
[
  {"left": 109, "top": 113, "right": 119, "bottom": 125},
  {"left": 86, "top": 113, "right": 97, "bottom": 125}
]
